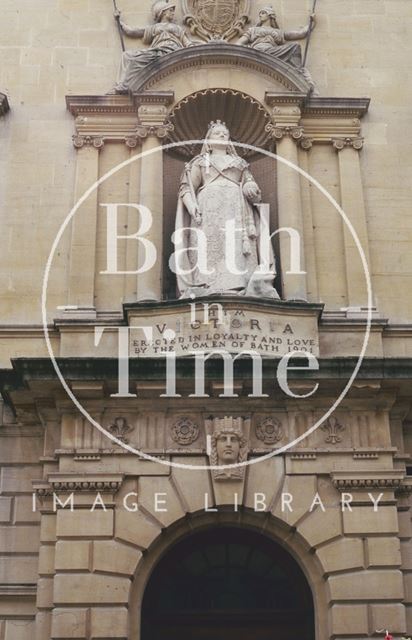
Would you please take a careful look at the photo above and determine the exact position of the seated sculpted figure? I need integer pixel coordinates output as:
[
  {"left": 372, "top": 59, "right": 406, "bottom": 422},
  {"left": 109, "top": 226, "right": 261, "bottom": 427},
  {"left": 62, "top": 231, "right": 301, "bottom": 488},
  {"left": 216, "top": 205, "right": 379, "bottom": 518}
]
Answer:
[
  {"left": 113, "top": 1, "right": 193, "bottom": 94},
  {"left": 238, "top": 5, "right": 317, "bottom": 94}
]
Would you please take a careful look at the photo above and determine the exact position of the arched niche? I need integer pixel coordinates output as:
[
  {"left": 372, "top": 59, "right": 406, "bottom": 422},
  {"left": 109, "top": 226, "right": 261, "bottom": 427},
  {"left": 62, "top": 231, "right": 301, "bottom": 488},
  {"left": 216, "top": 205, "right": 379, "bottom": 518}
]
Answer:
[
  {"left": 161, "top": 88, "right": 281, "bottom": 299},
  {"left": 130, "top": 43, "right": 311, "bottom": 105},
  {"left": 129, "top": 510, "right": 328, "bottom": 640}
]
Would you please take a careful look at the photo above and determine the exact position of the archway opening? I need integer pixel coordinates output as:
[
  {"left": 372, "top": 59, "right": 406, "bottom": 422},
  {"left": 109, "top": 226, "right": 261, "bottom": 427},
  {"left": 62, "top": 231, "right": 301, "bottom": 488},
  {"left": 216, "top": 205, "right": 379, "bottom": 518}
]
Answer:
[{"left": 141, "top": 526, "right": 315, "bottom": 640}]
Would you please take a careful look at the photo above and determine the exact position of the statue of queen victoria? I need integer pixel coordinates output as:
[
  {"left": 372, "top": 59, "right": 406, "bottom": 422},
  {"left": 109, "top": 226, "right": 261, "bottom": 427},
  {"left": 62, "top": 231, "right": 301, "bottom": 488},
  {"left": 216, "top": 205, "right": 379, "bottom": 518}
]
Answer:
[{"left": 172, "top": 122, "right": 280, "bottom": 300}]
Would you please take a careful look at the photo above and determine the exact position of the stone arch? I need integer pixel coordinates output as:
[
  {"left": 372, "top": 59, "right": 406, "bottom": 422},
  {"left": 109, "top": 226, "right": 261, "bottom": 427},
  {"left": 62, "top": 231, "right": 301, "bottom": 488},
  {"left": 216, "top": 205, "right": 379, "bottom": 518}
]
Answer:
[
  {"left": 128, "top": 508, "right": 328, "bottom": 640},
  {"left": 131, "top": 44, "right": 310, "bottom": 104}
]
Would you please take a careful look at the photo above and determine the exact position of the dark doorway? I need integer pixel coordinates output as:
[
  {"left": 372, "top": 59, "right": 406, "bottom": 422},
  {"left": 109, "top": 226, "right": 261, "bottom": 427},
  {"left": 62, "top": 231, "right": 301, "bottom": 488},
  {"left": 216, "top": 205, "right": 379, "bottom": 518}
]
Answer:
[{"left": 141, "top": 527, "right": 315, "bottom": 640}]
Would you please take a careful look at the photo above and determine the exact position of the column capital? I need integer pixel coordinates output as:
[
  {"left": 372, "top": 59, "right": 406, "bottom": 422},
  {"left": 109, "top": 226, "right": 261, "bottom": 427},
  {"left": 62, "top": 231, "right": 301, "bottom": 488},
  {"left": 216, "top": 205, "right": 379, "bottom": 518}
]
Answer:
[
  {"left": 265, "top": 123, "right": 304, "bottom": 142},
  {"left": 72, "top": 134, "right": 105, "bottom": 150},
  {"left": 134, "top": 91, "right": 175, "bottom": 140},
  {"left": 333, "top": 136, "right": 364, "bottom": 151}
]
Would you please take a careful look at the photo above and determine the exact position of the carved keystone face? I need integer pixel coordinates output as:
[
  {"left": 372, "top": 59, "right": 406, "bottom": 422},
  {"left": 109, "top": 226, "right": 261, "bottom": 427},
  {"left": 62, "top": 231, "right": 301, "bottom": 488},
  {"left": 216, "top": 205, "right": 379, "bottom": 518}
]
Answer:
[{"left": 216, "top": 433, "right": 241, "bottom": 464}]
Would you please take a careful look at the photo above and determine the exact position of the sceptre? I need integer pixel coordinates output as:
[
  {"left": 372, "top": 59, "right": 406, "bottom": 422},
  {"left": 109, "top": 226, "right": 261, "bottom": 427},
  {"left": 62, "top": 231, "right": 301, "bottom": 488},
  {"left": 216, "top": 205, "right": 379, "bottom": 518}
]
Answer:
[
  {"left": 113, "top": 0, "right": 125, "bottom": 52},
  {"left": 303, "top": 0, "right": 318, "bottom": 67}
]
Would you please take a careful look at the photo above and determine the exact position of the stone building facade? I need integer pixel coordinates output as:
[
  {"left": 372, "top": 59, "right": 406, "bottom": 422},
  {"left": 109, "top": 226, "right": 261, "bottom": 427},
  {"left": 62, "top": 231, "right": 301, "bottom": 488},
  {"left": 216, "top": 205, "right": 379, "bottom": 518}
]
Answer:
[{"left": 0, "top": 1, "right": 412, "bottom": 639}]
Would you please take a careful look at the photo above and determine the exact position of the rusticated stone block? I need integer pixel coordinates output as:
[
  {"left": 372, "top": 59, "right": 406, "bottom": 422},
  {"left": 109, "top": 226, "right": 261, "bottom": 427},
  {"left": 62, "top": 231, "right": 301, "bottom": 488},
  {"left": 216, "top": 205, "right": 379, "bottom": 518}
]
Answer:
[
  {"left": 90, "top": 607, "right": 128, "bottom": 639},
  {"left": 367, "top": 537, "right": 401, "bottom": 567},
  {"left": 0, "top": 497, "right": 12, "bottom": 522},
  {"left": 0, "top": 525, "right": 40, "bottom": 552},
  {"left": 55, "top": 541, "right": 90, "bottom": 571},
  {"left": 51, "top": 608, "right": 87, "bottom": 639},
  {"left": 115, "top": 509, "right": 161, "bottom": 550},
  {"left": 316, "top": 538, "right": 364, "bottom": 574},
  {"left": 38, "top": 546, "right": 55, "bottom": 575},
  {"left": 329, "top": 570, "right": 404, "bottom": 601},
  {"left": 92, "top": 540, "right": 142, "bottom": 576},
  {"left": 4, "top": 620, "right": 35, "bottom": 640},
  {"left": 54, "top": 574, "right": 130, "bottom": 605},
  {"left": 56, "top": 510, "right": 113, "bottom": 538},
  {"left": 37, "top": 577, "right": 54, "bottom": 609},
  {"left": 343, "top": 506, "right": 398, "bottom": 535},
  {"left": 272, "top": 474, "right": 317, "bottom": 527},
  {"left": 0, "top": 556, "right": 39, "bottom": 584},
  {"left": 297, "top": 507, "right": 342, "bottom": 548},
  {"left": 330, "top": 604, "right": 368, "bottom": 635},
  {"left": 172, "top": 456, "right": 213, "bottom": 513},
  {"left": 138, "top": 476, "right": 185, "bottom": 527},
  {"left": 40, "top": 514, "right": 56, "bottom": 543},
  {"left": 370, "top": 604, "right": 406, "bottom": 634}
]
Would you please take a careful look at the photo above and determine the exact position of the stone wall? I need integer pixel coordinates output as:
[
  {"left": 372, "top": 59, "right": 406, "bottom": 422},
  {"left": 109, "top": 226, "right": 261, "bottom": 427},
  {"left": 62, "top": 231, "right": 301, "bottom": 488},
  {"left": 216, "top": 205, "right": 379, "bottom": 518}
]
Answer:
[{"left": 0, "top": 0, "right": 412, "bottom": 323}]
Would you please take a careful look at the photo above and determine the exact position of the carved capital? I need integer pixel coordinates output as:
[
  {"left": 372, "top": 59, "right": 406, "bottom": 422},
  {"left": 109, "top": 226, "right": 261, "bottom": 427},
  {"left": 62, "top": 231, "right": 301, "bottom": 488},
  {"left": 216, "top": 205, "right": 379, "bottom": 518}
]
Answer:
[
  {"left": 136, "top": 103, "right": 175, "bottom": 139},
  {"left": 300, "top": 137, "right": 313, "bottom": 151},
  {"left": 333, "top": 137, "right": 364, "bottom": 151},
  {"left": 72, "top": 134, "right": 105, "bottom": 150},
  {"left": 125, "top": 136, "right": 139, "bottom": 148},
  {"left": 266, "top": 123, "right": 304, "bottom": 142},
  {"left": 136, "top": 121, "right": 174, "bottom": 140}
]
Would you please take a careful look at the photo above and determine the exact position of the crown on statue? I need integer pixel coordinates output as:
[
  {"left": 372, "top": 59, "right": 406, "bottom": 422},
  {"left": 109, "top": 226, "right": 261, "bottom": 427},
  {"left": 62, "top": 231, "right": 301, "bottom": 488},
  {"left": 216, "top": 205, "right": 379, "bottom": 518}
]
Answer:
[{"left": 208, "top": 120, "right": 227, "bottom": 130}]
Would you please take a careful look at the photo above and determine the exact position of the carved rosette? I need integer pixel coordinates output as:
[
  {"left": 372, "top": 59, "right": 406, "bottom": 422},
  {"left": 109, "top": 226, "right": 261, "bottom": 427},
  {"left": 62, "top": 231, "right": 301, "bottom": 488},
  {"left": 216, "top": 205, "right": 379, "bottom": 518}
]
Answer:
[
  {"left": 255, "top": 417, "right": 284, "bottom": 445},
  {"left": 171, "top": 417, "right": 200, "bottom": 446},
  {"left": 72, "top": 135, "right": 105, "bottom": 150}
]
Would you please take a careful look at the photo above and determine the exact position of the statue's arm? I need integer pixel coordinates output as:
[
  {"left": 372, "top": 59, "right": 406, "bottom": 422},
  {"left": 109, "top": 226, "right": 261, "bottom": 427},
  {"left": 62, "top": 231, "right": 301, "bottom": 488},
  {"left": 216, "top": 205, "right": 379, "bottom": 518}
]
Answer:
[
  {"left": 237, "top": 29, "right": 252, "bottom": 45},
  {"left": 242, "top": 169, "right": 262, "bottom": 203},
  {"left": 119, "top": 21, "right": 145, "bottom": 39},
  {"left": 180, "top": 162, "right": 203, "bottom": 221},
  {"left": 284, "top": 14, "right": 316, "bottom": 41}
]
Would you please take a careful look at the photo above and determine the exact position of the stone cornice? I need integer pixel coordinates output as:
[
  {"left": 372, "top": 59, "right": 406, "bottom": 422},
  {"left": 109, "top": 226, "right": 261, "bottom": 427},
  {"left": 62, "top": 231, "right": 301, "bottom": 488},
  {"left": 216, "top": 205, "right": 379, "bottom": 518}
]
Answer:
[
  {"left": 331, "top": 471, "right": 405, "bottom": 491},
  {"left": 33, "top": 474, "right": 124, "bottom": 495},
  {"left": 303, "top": 97, "right": 370, "bottom": 118},
  {"left": 0, "top": 92, "right": 9, "bottom": 116}
]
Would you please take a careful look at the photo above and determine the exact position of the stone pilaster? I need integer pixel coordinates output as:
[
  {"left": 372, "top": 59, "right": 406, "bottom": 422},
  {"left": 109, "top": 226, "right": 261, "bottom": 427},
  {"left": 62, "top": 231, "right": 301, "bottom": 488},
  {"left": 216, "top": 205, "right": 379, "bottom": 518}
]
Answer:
[
  {"left": 334, "top": 136, "right": 371, "bottom": 310},
  {"left": 67, "top": 136, "right": 103, "bottom": 316},
  {"left": 266, "top": 93, "right": 307, "bottom": 301},
  {"left": 134, "top": 92, "right": 174, "bottom": 302}
]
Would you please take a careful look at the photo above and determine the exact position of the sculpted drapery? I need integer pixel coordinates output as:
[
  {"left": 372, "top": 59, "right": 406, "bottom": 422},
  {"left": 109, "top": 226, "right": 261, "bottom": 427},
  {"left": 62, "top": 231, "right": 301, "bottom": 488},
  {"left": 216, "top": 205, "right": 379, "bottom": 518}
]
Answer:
[
  {"left": 114, "top": 1, "right": 193, "bottom": 94},
  {"left": 238, "top": 5, "right": 317, "bottom": 92},
  {"left": 173, "top": 122, "right": 279, "bottom": 300}
]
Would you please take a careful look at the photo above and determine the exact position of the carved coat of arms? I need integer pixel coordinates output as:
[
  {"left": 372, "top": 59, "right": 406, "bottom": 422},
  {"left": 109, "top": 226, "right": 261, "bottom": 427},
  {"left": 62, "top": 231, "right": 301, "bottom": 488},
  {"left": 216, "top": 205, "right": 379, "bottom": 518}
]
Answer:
[{"left": 182, "top": 0, "right": 250, "bottom": 41}]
